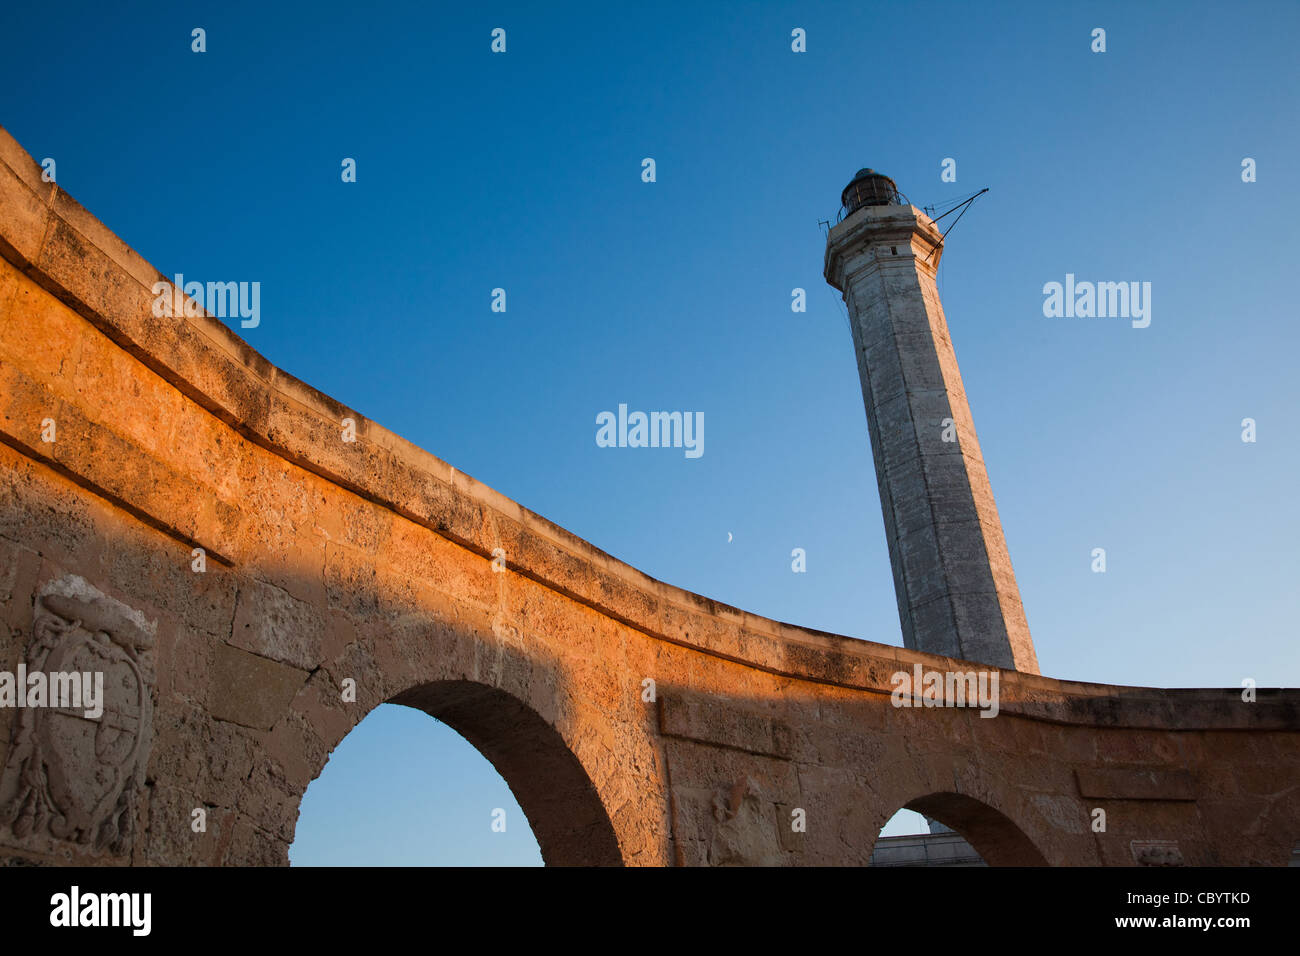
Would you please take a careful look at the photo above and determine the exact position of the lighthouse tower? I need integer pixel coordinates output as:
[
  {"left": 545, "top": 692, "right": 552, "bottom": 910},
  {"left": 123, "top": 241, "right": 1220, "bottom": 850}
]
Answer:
[{"left": 824, "top": 170, "right": 1039, "bottom": 674}]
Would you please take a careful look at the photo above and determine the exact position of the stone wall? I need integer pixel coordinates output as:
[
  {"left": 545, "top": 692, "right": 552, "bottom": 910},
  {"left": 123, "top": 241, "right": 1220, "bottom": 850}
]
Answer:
[{"left": 0, "top": 125, "right": 1296, "bottom": 866}]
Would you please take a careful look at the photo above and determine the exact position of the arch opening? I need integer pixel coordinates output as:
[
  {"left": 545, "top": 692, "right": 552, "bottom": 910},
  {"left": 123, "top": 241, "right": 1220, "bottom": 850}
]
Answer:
[
  {"left": 871, "top": 807, "right": 987, "bottom": 867},
  {"left": 895, "top": 792, "right": 1047, "bottom": 867},
  {"left": 291, "top": 703, "right": 542, "bottom": 865},
  {"left": 292, "top": 680, "right": 623, "bottom": 867},
  {"left": 388, "top": 680, "right": 622, "bottom": 867}
]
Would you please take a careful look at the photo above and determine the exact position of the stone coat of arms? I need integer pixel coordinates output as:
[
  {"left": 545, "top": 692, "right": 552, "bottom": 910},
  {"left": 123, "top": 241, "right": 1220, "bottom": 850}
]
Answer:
[{"left": 1, "top": 576, "right": 155, "bottom": 856}]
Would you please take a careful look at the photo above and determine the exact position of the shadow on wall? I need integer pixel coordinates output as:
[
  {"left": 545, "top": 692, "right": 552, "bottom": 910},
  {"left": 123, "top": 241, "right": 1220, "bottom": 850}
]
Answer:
[
  {"left": 3, "top": 430, "right": 1297, "bottom": 867},
  {"left": 0, "top": 437, "right": 635, "bottom": 866}
]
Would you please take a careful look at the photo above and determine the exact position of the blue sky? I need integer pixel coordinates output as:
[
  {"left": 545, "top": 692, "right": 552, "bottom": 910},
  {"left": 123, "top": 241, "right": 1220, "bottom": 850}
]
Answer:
[{"left": 4, "top": 1, "right": 1296, "bottom": 863}]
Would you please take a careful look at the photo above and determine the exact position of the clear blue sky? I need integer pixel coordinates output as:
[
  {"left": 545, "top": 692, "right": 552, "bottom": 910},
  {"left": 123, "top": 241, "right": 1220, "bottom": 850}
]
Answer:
[{"left": 4, "top": 1, "right": 1296, "bottom": 863}]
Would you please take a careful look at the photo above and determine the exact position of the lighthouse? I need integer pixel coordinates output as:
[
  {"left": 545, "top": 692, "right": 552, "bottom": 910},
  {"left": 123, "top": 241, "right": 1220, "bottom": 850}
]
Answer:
[{"left": 824, "top": 169, "right": 1039, "bottom": 674}]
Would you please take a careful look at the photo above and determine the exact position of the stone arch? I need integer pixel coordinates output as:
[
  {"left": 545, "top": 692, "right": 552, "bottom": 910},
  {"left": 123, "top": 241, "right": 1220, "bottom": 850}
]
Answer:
[
  {"left": 901, "top": 791, "right": 1048, "bottom": 867},
  {"left": 383, "top": 680, "right": 623, "bottom": 866},
  {"left": 264, "top": 612, "right": 642, "bottom": 868}
]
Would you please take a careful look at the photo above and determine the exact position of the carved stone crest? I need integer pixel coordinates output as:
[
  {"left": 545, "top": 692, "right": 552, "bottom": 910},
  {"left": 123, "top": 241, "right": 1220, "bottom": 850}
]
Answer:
[
  {"left": 707, "top": 776, "right": 781, "bottom": 866},
  {"left": 1, "top": 576, "right": 155, "bottom": 855}
]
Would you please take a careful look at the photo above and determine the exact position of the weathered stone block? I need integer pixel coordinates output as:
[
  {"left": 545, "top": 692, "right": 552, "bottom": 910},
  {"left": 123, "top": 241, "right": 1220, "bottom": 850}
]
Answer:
[{"left": 209, "top": 643, "right": 309, "bottom": 730}]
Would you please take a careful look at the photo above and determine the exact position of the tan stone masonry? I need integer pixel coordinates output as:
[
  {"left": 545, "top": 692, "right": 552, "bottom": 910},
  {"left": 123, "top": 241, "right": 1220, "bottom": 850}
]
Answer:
[{"left": 0, "top": 126, "right": 1296, "bottom": 866}]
